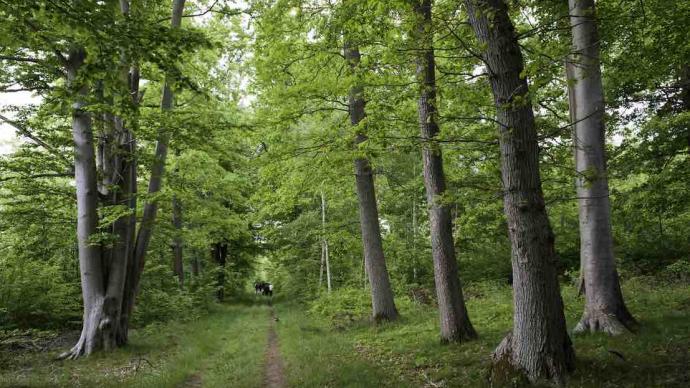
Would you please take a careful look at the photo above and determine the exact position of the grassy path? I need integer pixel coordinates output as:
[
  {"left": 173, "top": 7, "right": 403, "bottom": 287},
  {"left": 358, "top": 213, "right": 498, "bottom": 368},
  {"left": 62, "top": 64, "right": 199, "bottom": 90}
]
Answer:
[
  {"left": 0, "top": 300, "right": 405, "bottom": 388},
  {"left": 2, "top": 279, "right": 688, "bottom": 387},
  {"left": 1, "top": 304, "right": 270, "bottom": 387},
  {"left": 273, "top": 303, "right": 409, "bottom": 388},
  {"left": 263, "top": 307, "right": 285, "bottom": 388}
]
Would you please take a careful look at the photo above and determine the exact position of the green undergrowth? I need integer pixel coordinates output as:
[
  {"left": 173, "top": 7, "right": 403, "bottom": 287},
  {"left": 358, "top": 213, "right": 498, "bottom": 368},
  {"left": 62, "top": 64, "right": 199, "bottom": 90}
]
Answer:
[
  {"left": 0, "top": 303, "right": 269, "bottom": 388},
  {"left": 1, "top": 280, "right": 687, "bottom": 387},
  {"left": 306, "top": 278, "right": 690, "bottom": 387},
  {"left": 274, "top": 302, "right": 411, "bottom": 388}
]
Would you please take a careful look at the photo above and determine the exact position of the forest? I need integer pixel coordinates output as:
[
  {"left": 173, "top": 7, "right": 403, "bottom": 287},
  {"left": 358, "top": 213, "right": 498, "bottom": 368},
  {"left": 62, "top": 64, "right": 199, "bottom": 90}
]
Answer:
[{"left": 0, "top": 0, "right": 688, "bottom": 387}]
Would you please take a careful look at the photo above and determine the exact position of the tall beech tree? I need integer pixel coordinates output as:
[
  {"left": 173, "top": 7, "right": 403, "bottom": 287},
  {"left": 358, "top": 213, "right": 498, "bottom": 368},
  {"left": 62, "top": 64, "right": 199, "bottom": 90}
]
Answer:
[
  {"left": 411, "top": 0, "right": 476, "bottom": 343},
  {"left": 464, "top": 0, "right": 575, "bottom": 383},
  {"left": 64, "top": 47, "right": 117, "bottom": 357},
  {"left": 344, "top": 40, "right": 398, "bottom": 322},
  {"left": 59, "top": 0, "right": 187, "bottom": 358},
  {"left": 567, "top": 0, "right": 636, "bottom": 335}
]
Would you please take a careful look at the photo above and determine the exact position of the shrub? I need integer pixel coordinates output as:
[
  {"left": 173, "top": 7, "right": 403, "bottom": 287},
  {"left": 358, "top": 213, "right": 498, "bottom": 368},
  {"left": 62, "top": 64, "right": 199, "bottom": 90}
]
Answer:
[{"left": 0, "top": 257, "right": 80, "bottom": 329}]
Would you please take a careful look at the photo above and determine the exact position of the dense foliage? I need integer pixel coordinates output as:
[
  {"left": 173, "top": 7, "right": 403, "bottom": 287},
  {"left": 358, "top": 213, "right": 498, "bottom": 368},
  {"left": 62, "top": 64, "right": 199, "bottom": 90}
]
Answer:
[{"left": 0, "top": 0, "right": 688, "bottom": 341}]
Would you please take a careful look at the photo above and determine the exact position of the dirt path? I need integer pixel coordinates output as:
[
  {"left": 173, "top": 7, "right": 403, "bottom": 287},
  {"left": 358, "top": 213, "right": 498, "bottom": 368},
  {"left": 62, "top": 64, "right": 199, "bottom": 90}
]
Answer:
[
  {"left": 263, "top": 308, "right": 286, "bottom": 388},
  {"left": 178, "top": 373, "right": 202, "bottom": 387}
]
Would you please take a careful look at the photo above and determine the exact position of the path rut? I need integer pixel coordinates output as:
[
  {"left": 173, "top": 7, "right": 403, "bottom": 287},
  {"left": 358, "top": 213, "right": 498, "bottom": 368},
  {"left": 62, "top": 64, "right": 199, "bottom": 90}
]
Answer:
[{"left": 263, "top": 308, "right": 286, "bottom": 388}]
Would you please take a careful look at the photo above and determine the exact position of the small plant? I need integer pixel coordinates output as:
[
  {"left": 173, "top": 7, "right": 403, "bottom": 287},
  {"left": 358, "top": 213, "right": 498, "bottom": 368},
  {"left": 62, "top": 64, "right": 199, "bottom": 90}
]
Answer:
[{"left": 662, "top": 260, "right": 690, "bottom": 283}]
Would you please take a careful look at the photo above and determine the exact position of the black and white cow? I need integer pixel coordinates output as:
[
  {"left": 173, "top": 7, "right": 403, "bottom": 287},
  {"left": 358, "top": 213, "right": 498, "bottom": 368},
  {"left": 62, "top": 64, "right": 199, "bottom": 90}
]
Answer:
[{"left": 254, "top": 281, "right": 273, "bottom": 296}]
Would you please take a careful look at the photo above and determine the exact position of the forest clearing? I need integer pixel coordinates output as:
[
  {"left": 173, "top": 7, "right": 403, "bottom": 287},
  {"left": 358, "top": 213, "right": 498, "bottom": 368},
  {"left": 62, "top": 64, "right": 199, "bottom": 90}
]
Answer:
[{"left": 1, "top": 0, "right": 689, "bottom": 386}]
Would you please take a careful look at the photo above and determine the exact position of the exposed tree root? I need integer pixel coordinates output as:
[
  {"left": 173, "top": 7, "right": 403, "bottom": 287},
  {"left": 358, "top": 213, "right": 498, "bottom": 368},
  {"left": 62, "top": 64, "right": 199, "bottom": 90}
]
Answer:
[
  {"left": 489, "top": 333, "right": 574, "bottom": 387},
  {"left": 573, "top": 310, "right": 637, "bottom": 336},
  {"left": 57, "top": 333, "right": 87, "bottom": 360}
]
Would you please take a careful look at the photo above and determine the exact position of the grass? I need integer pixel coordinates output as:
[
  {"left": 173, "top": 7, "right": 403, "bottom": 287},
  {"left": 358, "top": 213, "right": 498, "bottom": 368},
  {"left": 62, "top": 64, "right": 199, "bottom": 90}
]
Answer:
[
  {"left": 274, "top": 303, "right": 411, "bottom": 388},
  {"left": 0, "top": 303, "right": 269, "bottom": 387},
  {"left": 1, "top": 279, "right": 688, "bottom": 387},
  {"left": 322, "top": 279, "right": 690, "bottom": 387}
]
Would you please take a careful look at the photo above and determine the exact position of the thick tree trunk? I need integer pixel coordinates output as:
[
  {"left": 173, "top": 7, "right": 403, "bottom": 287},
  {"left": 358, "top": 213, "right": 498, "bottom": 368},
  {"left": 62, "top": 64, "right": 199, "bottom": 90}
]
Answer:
[
  {"left": 344, "top": 40, "right": 398, "bottom": 322},
  {"left": 413, "top": 0, "right": 476, "bottom": 343},
  {"left": 464, "top": 0, "right": 575, "bottom": 384},
  {"left": 567, "top": 0, "right": 636, "bottom": 335},
  {"left": 120, "top": 0, "right": 186, "bottom": 341},
  {"left": 61, "top": 48, "right": 121, "bottom": 359}
]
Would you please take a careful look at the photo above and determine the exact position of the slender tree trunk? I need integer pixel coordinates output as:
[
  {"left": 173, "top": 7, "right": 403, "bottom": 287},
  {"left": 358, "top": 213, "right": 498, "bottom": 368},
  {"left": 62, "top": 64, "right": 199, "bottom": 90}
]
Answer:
[
  {"left": 116, "top": 63, "right": 140, "bottom": 345},
  {"left": 120, "top": 0, "right": 186, "bottom": 339},
  {"left": 191, "top": 252, "right": 200, "bottom": 277},
  {"left": 213, "top": 242, "right": 228, "bottom": 301},
  {"left": 464, "top": 0, "right": 575, "bottom": 384},
  {"left": 321, "top": 190, "right": 332, "bottom": 292},
  {"left": 412, "top": 161, "right": 418, "bottom": 282},
  {"left": 344, "top": 40, "right": 398, "bottom": 322},
  {"left": 325, "top": 240, "right": 331, "bottom": 292},
  {"left": 172, "top": 194, "right": 184, "bottom": 288},
  {"left": 319, "top": 240, "right": 325, "bottom": 289},
  {"left": 682, "top": 65, "right": 690, "bottom": 152},
  {"left": 413, "top": 0, "right": 476, "bottom": 343},
  {"left": 567, "top": 0, "right": 636, "bottom": 335}
]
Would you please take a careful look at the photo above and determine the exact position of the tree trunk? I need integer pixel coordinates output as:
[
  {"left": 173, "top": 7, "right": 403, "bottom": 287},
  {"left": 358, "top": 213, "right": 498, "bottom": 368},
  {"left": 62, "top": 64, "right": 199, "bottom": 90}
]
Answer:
[
  {"left": 120, "top": 0, "right": 186, "bottom": 341},
  {"left": 321, "top": 190, "right": 332, "bottom": 293},
  {"left": 567, "top": 0, "right": 636, "bottom": 335},
  {"left": 413, "top": 0, "right": 476, "bottom": 343},
  {"left": 682, "top": 65, "right": 690, "bottom": 152},
  {"left": 172, "top": 194, "right": 184, "bottom": 288},
  {"left": 213, "top": 242, "right": 228, "bottom": 301},
  {"left": 325, "top": 240, "right": 331, "bottom": 292},
  {"left": 344, "top": 40, "right": 398, "bottom": 322},
  {"left": 319, "top": 240, "right": 325, "bottom": 289},
  {"left": 61, "top": 48, "right": 121, "bottom": 358},
  {"left": 464, "top": 0, "right": 575, "bottom": 384},
  {"left": 192, "top": 252, "right": 200, "bottom": 277},
  {"left": 116, "top": 63, "right": 140, "bottom": 345}
]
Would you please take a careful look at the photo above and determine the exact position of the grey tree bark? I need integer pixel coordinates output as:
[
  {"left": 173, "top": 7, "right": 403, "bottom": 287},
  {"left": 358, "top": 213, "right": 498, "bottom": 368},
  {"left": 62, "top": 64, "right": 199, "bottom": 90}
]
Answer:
[
  {"left": 63, "top": 0, "right": 143, "bottom": 356},
  {"left": 116, "top": 63, "right": 140, "bottom": 345},
  {"left": 412, "top": 0, "right": 476, "bottom": 343},
  {"left": 119, "top": 0, "right": 186, "bottom": 342},
  {"left": 172, "top": 193, "right": 184, "bottom": 288},
  {"left": 464, "top": 0, "right": 575, "bottom": 384},
  {"left": 61, "top": 48, "right": 127, "bottom": 358},
  {"left": 321, "top": 190, "right": 332, "bottom": 293},
  {"left": 567, "top": 0, "right": 636, "bottom": 335},
  {"left": 344, "top": 40, "right": 398, "bottom": 322}
]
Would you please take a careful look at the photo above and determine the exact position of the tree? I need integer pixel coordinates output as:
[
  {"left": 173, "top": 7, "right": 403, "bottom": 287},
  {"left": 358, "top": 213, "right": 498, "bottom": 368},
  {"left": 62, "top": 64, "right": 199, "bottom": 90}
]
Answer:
[
  {"left": 566, "top": 0, "right": 636, "bottom": 335},
  {"left": 411, "top": 0, "right": 476, "bottom": 343},
  {"left": 172, "top": 193, "right": 185, "bottom": 288},
  {"left": 60, "top": 0, "right": 187, "bottom": 357},
  {"left": 463, "top": 0, "right": 575, "bottom": 384},
  {"left": 63, "top": 47, "right": 122, "bottom": 357},
  {"left": 344, "top": 39, "right": 399, "bottom": 322},
  {"left": 319, "top": 189, "right": 332, "bottom": 293},
  {"left": 118, "top": 0, "right": 187, "bottom": 345}
]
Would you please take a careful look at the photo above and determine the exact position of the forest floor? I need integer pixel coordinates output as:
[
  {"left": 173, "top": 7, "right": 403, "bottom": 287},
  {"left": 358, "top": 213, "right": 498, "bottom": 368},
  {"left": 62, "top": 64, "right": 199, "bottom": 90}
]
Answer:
[{"left": 1, "top": 279, "right": 688, "bottom": 387}]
